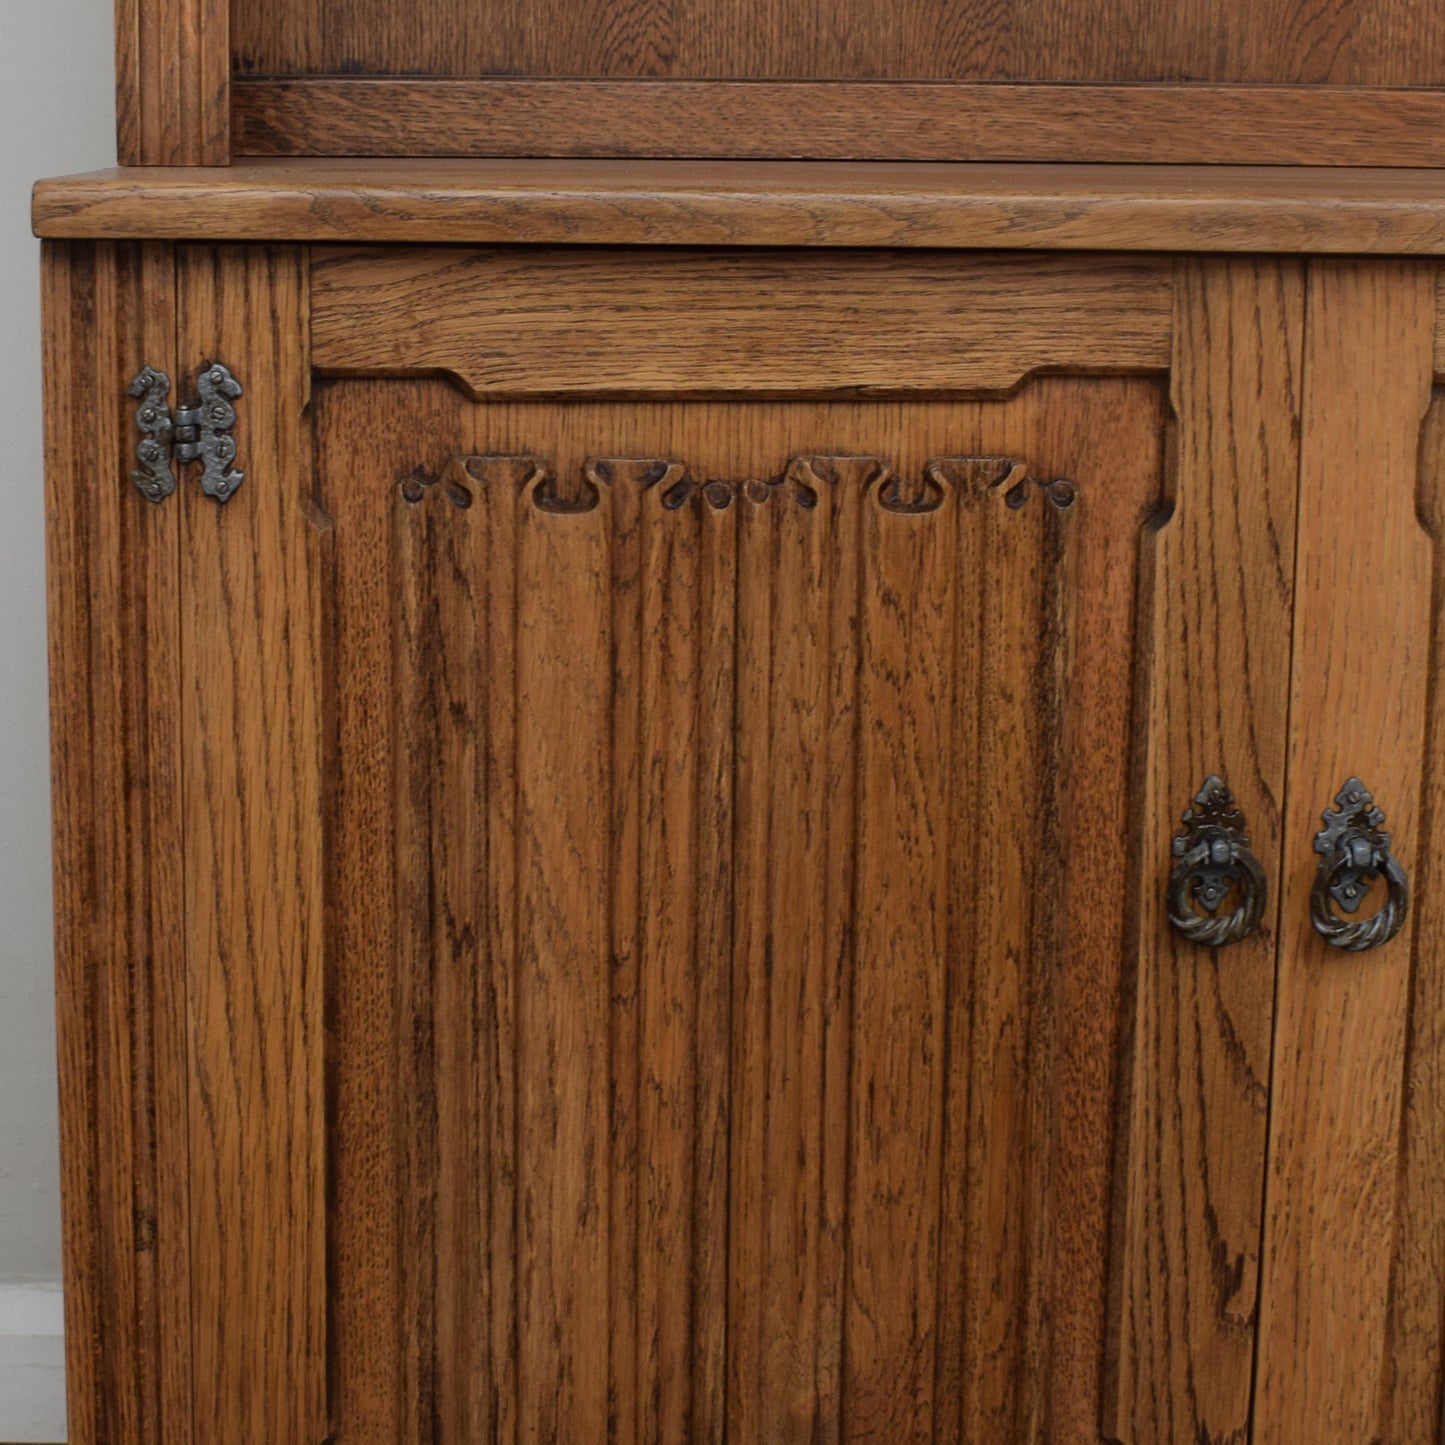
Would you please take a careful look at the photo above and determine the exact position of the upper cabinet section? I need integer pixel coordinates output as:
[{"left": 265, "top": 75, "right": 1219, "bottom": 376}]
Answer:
[{"left": 120, "top": 0, "right": 1445, "bottom": 165}]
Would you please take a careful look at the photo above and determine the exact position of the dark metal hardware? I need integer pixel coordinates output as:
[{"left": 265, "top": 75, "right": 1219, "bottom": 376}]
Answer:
[
  {"left": 128, "top": 366, "right": 177, "bottom": 502},
  {"left": 1311, "top": 778, "right": 1409, "bottom": 951},
  {"left": 1167, "top": 775, "right": 1267, "bottom": 947},
  {"left": 128, "top": 362, "right": 244, "bottom": 504}
]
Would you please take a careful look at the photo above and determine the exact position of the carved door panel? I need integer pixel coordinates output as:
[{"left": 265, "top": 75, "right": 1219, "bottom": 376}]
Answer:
[
  {"left": 294, "top": 249, "right": 1299, "bottom": 1445},
  {"left": 319, "top": 386, "right": 1154, "bottom": 1445},
  {"left": 46, "top": 244, "right": 1304, "bottom": 1444}
]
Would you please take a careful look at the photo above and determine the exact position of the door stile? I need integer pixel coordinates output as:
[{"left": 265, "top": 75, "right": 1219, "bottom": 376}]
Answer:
[
  {"left": 44, "top": 239, "right": 194, "bottom": 1445},
  {"left": 1106, "top": 257, "right": 1304, "bottom": 1445},
  {"left": 1253, "top": 259, "right": 1441, "bottom": 1443},
  {"left": 1382, "top": 371, "right": 1445, "bottom": 1443},
  {"left": 174, "top": 244, "right": 328, "bottom": 1444}
]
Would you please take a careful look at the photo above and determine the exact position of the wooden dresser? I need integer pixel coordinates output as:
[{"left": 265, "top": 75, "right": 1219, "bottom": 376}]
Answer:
[{"left": 32, "top": 3, "right": 1445, "bottom": 1442}]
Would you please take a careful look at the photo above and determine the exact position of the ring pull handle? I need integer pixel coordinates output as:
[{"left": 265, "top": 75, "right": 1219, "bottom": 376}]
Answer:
[
  {"left": 1167, "top": 775, "right": 1268, "bottom": 947},
  {"left": 1310, "top": 777, "right": 1410, "bottom": 952}
]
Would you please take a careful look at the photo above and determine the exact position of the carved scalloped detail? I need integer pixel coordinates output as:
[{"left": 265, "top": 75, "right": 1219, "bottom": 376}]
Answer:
[
  {"left": 402, "top": 454, "right": 1077, "bottom": 516},
  {"left": 397, "top": 462, "right": 475, "bottom": 510},
  {"left": 931, "top": 455, "right": 1078, "bottom": 510}
]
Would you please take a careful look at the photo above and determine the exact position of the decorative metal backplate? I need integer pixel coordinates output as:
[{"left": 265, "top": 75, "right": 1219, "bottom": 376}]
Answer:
[
  {"left": 1167, "top": 775, "right": 1267, "bottom": 947},
  {"left": 128, "top": 365, "right": 177, "bottom": 503},
  {"left": 1311, "top": 778, "right": 1410, "bottom": 951}
]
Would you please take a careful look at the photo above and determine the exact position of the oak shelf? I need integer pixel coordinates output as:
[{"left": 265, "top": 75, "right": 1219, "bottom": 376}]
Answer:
[{"left": 33, "top": 158, "right": 1445, "bottom": 253}]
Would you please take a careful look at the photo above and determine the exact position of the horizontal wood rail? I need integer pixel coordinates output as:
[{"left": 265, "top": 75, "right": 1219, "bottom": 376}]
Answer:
[
  {"left": 307, "top": 248, "right": 1174, "bottom": 396},
  {"left": 231, "top": 78, "right": 1445, "bottom": 168}
]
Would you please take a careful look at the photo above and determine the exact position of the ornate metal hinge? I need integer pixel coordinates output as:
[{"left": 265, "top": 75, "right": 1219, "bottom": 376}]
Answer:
[{"left": 128, "top": 363, "right": 244, "bottom": 504}]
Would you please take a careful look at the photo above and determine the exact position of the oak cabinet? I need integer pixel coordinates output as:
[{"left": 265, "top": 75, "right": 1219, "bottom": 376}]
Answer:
[
  {"left": 39, "top": 0, "right": 1445, "bottom": 1436},
  {"left": 38, "top": 227, "right": 1445, "bottom": 1443}
]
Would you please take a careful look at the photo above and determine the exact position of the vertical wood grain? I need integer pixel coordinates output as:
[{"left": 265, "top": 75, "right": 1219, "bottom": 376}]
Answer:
[
  {"left": 608, "top": 459, "right": 645, "bottom": 1445},
  {"left": 842, "top": 466, "right": 955, "bottom": 1443},
  {"left": 43, "top": 240, "right": 193, "bottom": 1445},
  {"left": 392, "top": 482, "right": 442, "bottom": 1445},
  {"left": 727, "top": 457, "right": 864, "bottom": 1444},
  {"left": 393, "top": 461, "right": 499, "bottom": 1444},
  {"left": 951, "top": 455, "right": 1077, "bottom": 1445},
  {"left": 462, "top": 453, "right": 525, "bottom": 1445},
  {"left": 1019, "top": 381, "right": 1164, "bottom": 1441},
  {"left": 466, "top": 454, "right": 524, "bottom": 1445},
  {"left": 513, "top": 464, "right": 614, "bottom": 1441},
  {"left": 620, "top": 462, "right": 737, "bottom": 1444},
  {"left": 1254, "top": 260, "right": 1437, "bottom": 1444},
  {"left": 44, "top": 235, "right": 103, "bottom": 1445},
  {"left": 635, "top": 465, "right": 703, "bottom": 1443},
  {"left": 177, "top": 245, "right": 326, "bottom": 1443},
  {"left": 726, "top": 468, "right": 773, "bottom": 1443},
  {"left": 316, "top": 380, "right": 472, "bottom": 1444},
  {"left": 117, "top": 0, "right": 230, "bottom": 164},
  {"left": 1379, "top": 383, "right": 1445, "bottom": 1442},
  {"left": 688, "top": 484, "right": 737, "bottom": 1445},
  {"left": 1105, "top": 258, "right": 1303, "bottom": 1445},
  {"left": 311, "top": 385, "right": 1164, "bottom": 1441}
]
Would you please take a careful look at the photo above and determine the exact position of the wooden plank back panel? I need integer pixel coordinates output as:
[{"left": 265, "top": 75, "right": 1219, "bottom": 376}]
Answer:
[
  {"left": 43, "top": 241, "right": 194, "bottom": 1445},
  {"left": 231, "top": 0, "right": 1445, "bottom": 85},
  {"left": 233, "top": 78, "right": 1445, "bottom": 168},
  {"left": 176, "top": 246, "right": 327, "bottom": 1444},
  {"left": 1253, "top": 260, "right": 1438, "bottom": 1442},
  {"left": 317, "top": 379, "right": 1165, "bottom": 1441}
]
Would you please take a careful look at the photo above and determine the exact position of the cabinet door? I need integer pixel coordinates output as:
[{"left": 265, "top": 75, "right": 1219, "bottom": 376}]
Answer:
[
  {"left": 46, "top": 243, "right": 1301, "bottom": 1444},
  {"left": 1252, "top": 260, "right": 1445, "bottom": 1444}
]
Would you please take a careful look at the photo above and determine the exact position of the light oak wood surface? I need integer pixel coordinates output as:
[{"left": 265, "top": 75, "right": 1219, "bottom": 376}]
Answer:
[
  {"left": 309, "top": 247, "right": 1174, "bottom": 397},
  {"left": 45, "top": 0, "right": 1445, "bottom": 1441},
  {"left": 114, "top": 0, "right": 1445, "bottom": 169},
  {"left": 1386, "top": 390, "right": 1445, "bottom": 1440},
  {"left": 39, "top": 215, "right": 1445, "bottom": 1445},
  {"left": 314, "top": 377, "right": 1164, "bottom": 1441},
  {"left": 1254, "top": 261, "right": 1439, "bottom": 1443},
  {"left": 31, "top": 160, "right": 1445, "bottom": 254},
  {"left": 44, "top": 241, "right": 194, "bottom": 1445},
  {"left": 116, "top": 0, "right": 228, "bottom": 164},
  {"left": 175, "top": 246, "right": 327, "bottom": 1444},
  {"left": 1105, "top": 258, "right": 1302, "bottom": 1444}
]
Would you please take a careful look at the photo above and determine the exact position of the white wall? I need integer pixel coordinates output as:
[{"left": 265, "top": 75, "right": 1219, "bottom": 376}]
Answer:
[{"left": 1, "top": 0, "right": 116, "bottom": 1437}]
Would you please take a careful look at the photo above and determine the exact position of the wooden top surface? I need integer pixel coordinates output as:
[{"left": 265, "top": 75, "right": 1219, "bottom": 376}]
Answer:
[{"left": 32, "top": 158, "right": 1445, "bottom": 254}]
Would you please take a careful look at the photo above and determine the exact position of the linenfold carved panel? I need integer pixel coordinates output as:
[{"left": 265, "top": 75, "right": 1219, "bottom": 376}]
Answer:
[
  {"left": 366, "top": 443, "right": 1091, "bottom": 1440},
  {"left": 315, "top": 374, "right": 1172, "bottom": 1444}
]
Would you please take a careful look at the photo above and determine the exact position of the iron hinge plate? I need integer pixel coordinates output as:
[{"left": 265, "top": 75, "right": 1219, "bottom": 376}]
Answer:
[{"left": 128, "top": 362, "right": 244, "bottom": 504}]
